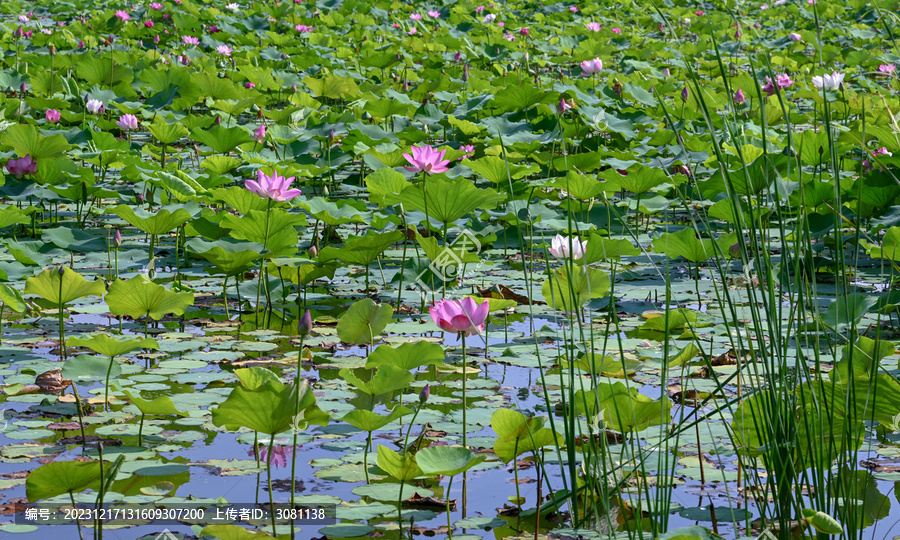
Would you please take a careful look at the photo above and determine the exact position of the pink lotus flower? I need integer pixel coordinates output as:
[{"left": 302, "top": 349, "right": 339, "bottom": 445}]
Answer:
[
  {"left": 879, "top": 64, "right": 896, "bottom": 76},
  {"left": 762, "top": 74, "right": 792, "bottom": 96},
  {"left": 586, "top": 22, "right": 601, "bottom": 31},
  {"left": 6, "top": 155, "right": 36, "bottom": 178},
  {"left": 115, "top": 10, "right": 130, "bottom": 22},
  {"left": 45, "top": 109, "right": 61, "bottom": 123},
  {"left": 695, "top": 10, "right": 704, "bottom": 15},
  {"left": 216, "top": 44, "right": 232, "bottom": 56},
  {"left": 788, "top": 32, "right": 801, "bottom": 41},
  {"left": 409, "top": 28, "right": 417, "bottom": 35},
  {"left": 580, "top": 58, "right": 603, "bottom": 75},
  {"left": 245, "top": 81, "right": 256, "bottom": 89},
  {"left": 428, "top": 10, "right": 440, "bottom": 18},
  {"left": 116, "top": 114, "right": 138, "bottom": 131},
  {"left": 475, "top": 5, "right": 485, "bottom": 12},
  {"left": 548, "top": 234, "right": 587, "bottom": 259},
  {"left": 557, "top": 97, "right": 572, "bottom": 114},
  {"left": 459, "top": 144, "right": 475, "bottom": 159},
  {"left": 520, "top": 27, "right": 529, "bottom": 35},
  {"left": 246, "top": 169, "right": 302, "bottom": 202},
  {"left": 429, "top": 297, "right": 490, "bottom": 336},
  {"left": 403, "top": 145, "right": 451, "bottom": 175},
  {"left": 502, "top": 32, "right": 514, "bottom": 41},
  {"left": 295, "top": 24, "right": 314, "bottom": 32},
  {"left": 144, "top": 21, "right": 154, "bottom": 28},
  {"left": 863, "top": 147, "right": 892, "bottom": 171},
  {"left": 410, "top": 13, "right": 422, "bottom": 20},
  {"left": 612, "top": 27, "right": 621, "bottom": 34},
  {"left": 254, "top": 124, "right": 266, "bottom": 142},
  {"left": 150, "top": 2, "right": 163, "bottom": 9},
  {"left": 86, "top": 99, "right": 105, "bottom": 114},
  {"left": 569, "top": 6, "right": 579, "bottom": 12},
  {"left": 248, "top": 444, "right": 294, "bottom": 468}
]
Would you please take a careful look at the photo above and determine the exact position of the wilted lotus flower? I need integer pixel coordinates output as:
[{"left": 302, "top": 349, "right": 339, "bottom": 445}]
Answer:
[
  {"left": 116, "top": 114, "right": 138, "bottom": 131},
  {"left": 580, "top": 58, "right": 603, "bottom": 75},
  {"left": 115, "top": 10, "right": 130, "bottom": 21},
  {"left": 402, "top": 144, "right": 451, "bottom": 174},
  {"left": 429, "top": 297, "right": 490, "bottom": 336},
  {"left": 811, "top": 71, "right": 844, "bottom": 91},
  {"left": 86, "top": 99, "right": 104, "bottom": 114},
  {"left": 548, "top": 234, "right": 587, "bottom": 259},
  {"left": 6, "top": 155, "right": 36, "bottom": 178},
  {"left": 45, "top": 109, "right": 61, "bottom": 123}
]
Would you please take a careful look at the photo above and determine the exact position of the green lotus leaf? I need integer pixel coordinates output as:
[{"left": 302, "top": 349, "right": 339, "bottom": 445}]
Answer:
[
  {"left": 121, "top": 388, "right": 190, "bottom": 417},
  {"left": 24, "top": 266, "right": 106, "bottom": 306},
  {"left": 26, "top": 461, "right": 103, "bottom": 502},
  {"left": 1, "top": 124, "right": 71, "bottom": 159},
  {"left": 541, "top": 265, "right": 610, "bottom": 311},
  {"left": 0, "top": 283, "right": 26, "bottom": 313},
  {"left": 491, "top": 408, "right": 558, "bottom": 463},
  {"left": 336, "top": 298, "right": 393, "bottom": 345},
  {"left": 339, "top": 365, "right": 413, "bottom": 396},
  {"left": 375, "top": 445, "right": 423, "bottom": 482},
  {"left": 66, "top": 334, "right": 159, "bottom": 358},
  {"left": 106, "top": 276, "right": 194, "bottom": 321},
  {"left": 341, "top": 404, "right": 414, "bottom": 432},
  {"left": 365, "top": 342, "right": 444, "bottom": 370},
  {"left": 319, "top": 230, "right": 404, "bottom": 267},
  {"left": 212, "top": 378, "right": 328, "bottom": 435},
  {"left": 416, "top": 445, "right": 485, "bottom": 477},
  {"left": 110, "top": 204, "right": 197, "bottom": 236},
  {"left": 652, "top": 228, "right": 736, "bottom": 263},
  {"left": 395, "top": 177, "right": 505, "bottom": 226}
]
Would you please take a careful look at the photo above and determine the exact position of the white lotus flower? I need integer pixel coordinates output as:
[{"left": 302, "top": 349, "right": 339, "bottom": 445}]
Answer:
[
  {"left": 812, "top": 71, "right": 845, "bottom": 90},
  {"left": 548, "top": 234, "right": 587, "bottom": 260},
  {"left": 226, "top": 3, "right": 239, "bottom": 12}
]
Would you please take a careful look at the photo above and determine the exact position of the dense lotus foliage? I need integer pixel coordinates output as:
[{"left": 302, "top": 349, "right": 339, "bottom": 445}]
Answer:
[{"left": 0, "top": 0, "right": 899, "bottom": 539}]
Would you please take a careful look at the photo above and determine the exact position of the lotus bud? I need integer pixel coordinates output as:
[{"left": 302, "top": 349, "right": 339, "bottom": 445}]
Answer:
[
  {"left": 419, "top": 384, "right": 430, "bottom": 404},
  {"left": 681, "top": 86, "right": 689, "bottom": 102},
  {"left": 291, "top": 84, "right": 297, "bottom": 92},
  {"left": 19, "top": 83, "right": 26, "bottom": 94},
  {"left": 57, "top": 265, "right": 66, "bottom": 276},
  {"left": 298, "top": 309, "right": 313, "bottom": 337},
  {"left": 733, "top": 89, "right": 746, "bottom": 105},
  {"left": 729, "top": 242, "right": 741, "bottom": 259},
  {"left": 215, "top": 115, "right": 222, "bottom": 126},
  {"left": 308, "top": 245, "right": 318, "bottom": 257},
  {"left": 114, "top": 229, "right": 122, "bottom": 247},
  {"left": 14, "top": 26, "right": 23, "bottom": 38}
]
